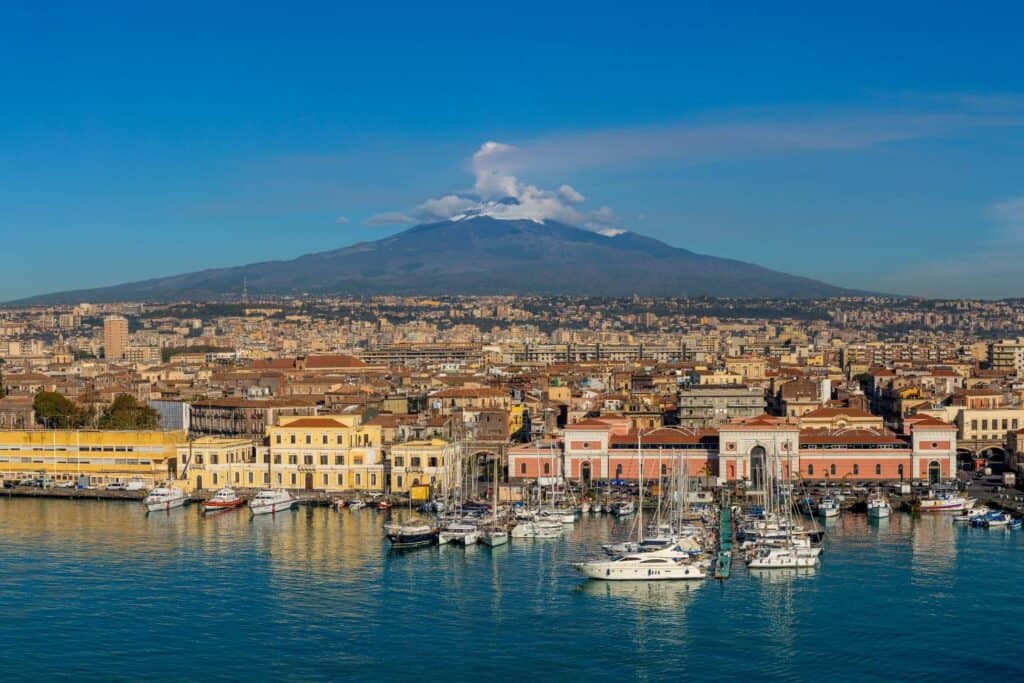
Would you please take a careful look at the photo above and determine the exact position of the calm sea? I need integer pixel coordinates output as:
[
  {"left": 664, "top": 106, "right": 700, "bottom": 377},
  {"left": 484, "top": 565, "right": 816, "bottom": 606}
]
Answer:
[{"left": 0, "top": 498, "right": 1020, "bottom": 682}]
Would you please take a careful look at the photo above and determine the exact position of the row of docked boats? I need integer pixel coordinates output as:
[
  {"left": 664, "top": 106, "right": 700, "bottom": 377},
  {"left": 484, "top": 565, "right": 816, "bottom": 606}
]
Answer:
[
  {"left": 952, "top": 506, "right": 1023, "bottom": 529},
  {"left": 142, "top": 486, "right": 298, "bottom": 515}
]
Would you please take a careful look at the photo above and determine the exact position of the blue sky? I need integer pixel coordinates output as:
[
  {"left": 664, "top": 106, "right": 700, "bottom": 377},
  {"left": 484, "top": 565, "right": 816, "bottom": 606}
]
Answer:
[{"left": 3, "top": 2, "right": 1024, "bottom": 300}]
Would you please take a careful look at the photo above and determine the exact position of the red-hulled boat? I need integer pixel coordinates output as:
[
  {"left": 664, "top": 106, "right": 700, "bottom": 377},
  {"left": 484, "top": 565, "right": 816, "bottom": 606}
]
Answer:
[{"left": 202, "top": 487, "right": 245, "bottom": 512}]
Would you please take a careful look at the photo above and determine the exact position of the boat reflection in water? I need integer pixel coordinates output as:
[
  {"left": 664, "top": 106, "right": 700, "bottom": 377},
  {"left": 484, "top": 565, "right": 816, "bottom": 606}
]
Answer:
[
  {"left": 746, "top": 566, "right": 818, "bottom": 584},
  {"left": 578, "top": 576, "right": 703, "bottom": 609}
]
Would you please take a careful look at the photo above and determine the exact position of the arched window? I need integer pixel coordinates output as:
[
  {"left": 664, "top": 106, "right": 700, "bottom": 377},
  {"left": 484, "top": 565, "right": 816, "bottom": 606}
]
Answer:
[
  {"left": 807, "top": 464, "right": 814, "bottom": 476},
  {"left": 853, "top": 463, "right": 859, "bottom": 475},
  {"left": 875, "top": 464, "right": 881, "bottom": 476},
  {"left": 829, "top": 463, "right": 836, "bottom": 476}
]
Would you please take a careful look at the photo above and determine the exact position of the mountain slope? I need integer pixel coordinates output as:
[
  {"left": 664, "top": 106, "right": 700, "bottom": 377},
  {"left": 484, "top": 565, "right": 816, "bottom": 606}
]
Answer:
[{"left": 11, "top": 217, "right": 861, "bottom": 303}]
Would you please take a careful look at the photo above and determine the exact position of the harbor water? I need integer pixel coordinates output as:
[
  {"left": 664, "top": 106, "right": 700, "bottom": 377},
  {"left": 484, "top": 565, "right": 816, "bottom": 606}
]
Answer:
[{"left": 1, "top": 498, "right": 1021, "bottom": 682}]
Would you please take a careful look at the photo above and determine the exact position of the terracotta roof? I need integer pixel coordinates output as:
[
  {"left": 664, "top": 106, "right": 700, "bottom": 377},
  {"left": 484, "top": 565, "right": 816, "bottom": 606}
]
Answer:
[
  {"left": 802, "top": 407, "right": 876, "bottom": 419},
  {"left": 611, "top": 427, "right": 717, "bottom": 446},
  {"left": 279, "top": 417, "right": 347, "bottom": 428},
  {"left": 305, "top": 354, "right": 366, "bottom": 369},
  {"left": 253, "top": 358, "right": 296, "bottom": 370},
  {"left": 431, "top": 387, "right": 508, "bottom": 399},
  {"left": 799, "top": 427, "right": 909, "bottom": 446}
]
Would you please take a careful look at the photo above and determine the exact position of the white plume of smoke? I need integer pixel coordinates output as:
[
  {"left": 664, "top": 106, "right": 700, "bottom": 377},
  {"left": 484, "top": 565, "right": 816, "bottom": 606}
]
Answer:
[{"left": 414, "top": 141, "right": 624, "bottom": 235}]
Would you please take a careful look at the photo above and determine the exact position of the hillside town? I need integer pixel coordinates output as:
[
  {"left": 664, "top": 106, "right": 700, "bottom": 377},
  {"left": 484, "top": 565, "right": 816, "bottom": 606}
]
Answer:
[{"left": 2, "top": 296, "right": 1024, "bottom": 495}]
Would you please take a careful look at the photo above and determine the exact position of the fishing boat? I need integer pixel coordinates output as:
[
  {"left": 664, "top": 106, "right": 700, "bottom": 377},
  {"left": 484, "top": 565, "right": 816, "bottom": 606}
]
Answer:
[
  {"left": 971, "top": 510, "right": 1012, "bottom": 528},
  {"left": 919, "top": 491, "right": 973, "bottom": 512},
  {"left": 614, "top": 501, "right": 636, "bottom": 516},
  {"left": 143, "top": 486, "right": 187, "bottom": 512},
  {"left": 347, "top": 500, "right": 367, "bottom": 511},
  {"left": 866, "top": 494, "right": 891, "bottom": 519},
  {"left": 953, "top": 505, "right": 989, "bottom": 524},
  {"left": 202, "top": 487, "right": 244, "bottom": 512},
  {"left": 817, "top": 496, "right": 840, "bottom": 518},
  {"left": 248, "top": 488, "right": 297, "bottom": 515},
  {"left": 385, "top": 520, "right": 439, "bottom": 548},
  {"left": 1010, "top": 518, "right": 1022, "bottom": 530}
]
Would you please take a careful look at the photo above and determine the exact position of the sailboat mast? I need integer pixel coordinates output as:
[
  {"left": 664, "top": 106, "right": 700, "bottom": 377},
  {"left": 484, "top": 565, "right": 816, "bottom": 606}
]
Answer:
[{"left": 637, "top": 430, "right": 643, "bottom": 543}]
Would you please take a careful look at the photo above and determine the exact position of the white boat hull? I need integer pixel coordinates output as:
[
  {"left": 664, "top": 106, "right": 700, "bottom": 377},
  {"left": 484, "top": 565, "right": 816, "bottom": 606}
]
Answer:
[
  {"left": 249, "top": 499, "right": 297, "bottom": 515},
  {"left": 145, "top": 496, "right": 187, "bottom": 513},
  {"left": 481, "top": 531, "right": 508, "bottom": 547},
  {"left": 576, "top": 562, "right": 705, "bottom": 581}
]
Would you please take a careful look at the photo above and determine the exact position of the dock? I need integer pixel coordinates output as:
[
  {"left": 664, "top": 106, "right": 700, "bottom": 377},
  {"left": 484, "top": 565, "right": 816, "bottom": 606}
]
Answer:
[{"left": 714, "top": 501, "right": 733, "bottom": 579}]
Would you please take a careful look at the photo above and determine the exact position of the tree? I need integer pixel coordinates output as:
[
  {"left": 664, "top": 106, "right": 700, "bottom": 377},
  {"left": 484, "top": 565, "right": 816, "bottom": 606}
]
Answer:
[
  {"left": 852, "top": 372, "right": 873, "bottom": 391},
  {"left": 33, "top": 391, "right": 84, "bottom": 427},
  {"left": 98, "top": 394, "right": 159, "bottom": 430}
]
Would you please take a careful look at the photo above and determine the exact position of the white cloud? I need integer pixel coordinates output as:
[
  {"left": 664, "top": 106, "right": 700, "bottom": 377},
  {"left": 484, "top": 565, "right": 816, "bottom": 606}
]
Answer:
[
  {"left": 335, "top": 215, "right": 350, "bottom": 224},
  {"left": 364, "top": 211, "right": 414, "bottom": 226},
  {"left": 559, "top": 184, "right": 585, "bottom": 203}
]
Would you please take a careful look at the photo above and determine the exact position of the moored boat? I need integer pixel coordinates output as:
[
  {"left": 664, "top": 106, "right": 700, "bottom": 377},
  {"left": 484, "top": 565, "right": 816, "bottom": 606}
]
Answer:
[
  {"left": 480, "top": 525, "right": 509, "bottom": 547},
  {"left": 385, "top": 519, "right": 440, "bottom": 548},
  {"left": 248, "top": 488, "right": 297, "bottom": 515},
  {"left": 919, "top": 491, "right": 973, "bottom": 512},
  {"left": 202, "top": 487, "right": 244, "bottom": 512},
  {"left": 574, "top": 553, "right": 706, "bottom": 581},
  {"left": 867, "top": 494, "right": 891, "bottom": 519},
  {"left": 817, "top": 496, "right": 840, "bottom": 518},
  {"left": 143, "top": 486, "right": 187, "bottom": 512}
]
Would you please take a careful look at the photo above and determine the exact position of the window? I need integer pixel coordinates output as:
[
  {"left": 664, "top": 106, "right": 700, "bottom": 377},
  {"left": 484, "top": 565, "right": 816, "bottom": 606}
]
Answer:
[
  {"left": 354, "top": 456, "right": 364, "bottom": 465},
  {"left": 661, "top": 464, "right": 667, "bottom": 476},
  {"left": 1014, "top": 419, "right": 1019, "bottom": 430},
  {"left": 411, "top": 457, "right": 421, "bottom": 467},
  {"left": 355, "top": 473, "right": 361, "bottom": 486},
  {"left": 829, "top": 464, "right": 836, "bottom": 475},
  {"left": 875, "top": 464, "right": 881, "bottom": 476},
  {"left": 429, "top": 457, "right": 438, "bottom": 467},
  {"left": 897, "top": 464, "right": 904, "bottom": 477},
  {"left": 275, "top": 435, "right": 281, "bottom": 444},
  {"left": 394, "top": 456, "right": 403, "bottom": 467},
  {"left": 520, "top": 463, "right": 526, "bottom": 474},
  {"left": 213, "top": 473, "right": 218, "bottom": 484},
  {"left": 543, "top": 463, "right": 551, "bottom": 475},
  {"left": 276, "top": 473, "right": 282, "bottom": 484},
  {"left": 1003, "top": 419, "right": 1009, "bottom": 430},
  {"left": 807, "top": 464, "right": 814, "bottom": 476},
  {"left": 337, "top": 435, "right": 342, "bottom": 445},
  {"left": 337, "top": 474, "right": 343, "bottom": 485},
  {"left": 234, "top": 472, "right": 240, "bottom": 483},
  {"left": 210, "top": 454, "right": 218, "bottom": 465},
  {"left": 322, "top": 474, "right": 328, "bottom": 486},
  {"left": 263, "top": 453, "right": 270, "bottom": 464},
  {"left": 397, "top": 475, "right": 404, "bottom": 488},
  {"left": 248, "top": 472, "right": 254, "bottom": 484},
  {"left": 371, "top": 474, "right": 377, "bottom": 487},
  {"left": 305, "top": 435, "right": 311, "bottom": 445},
  {"left": 290, "top": 434, "right": 296, "bottom": 444},
  {"left": 337, "top": 455, "right": 345, "bottom": 466},
  {"left": 320, "top": 455, "right": 328, "bottom": 465},
  {"left": 264, "top": 473, "right": 270, "bottom": 484},
  {"left": 303, "top": 455, "right": 313, "bottom": 465},
  {"left": 615, "top": 464, "right": 623, "bottom": 478},
  {"left": 971, "top": 420, "right": 978, "bottom": 431},
  {"left": 288, "top": 454, "right": 297, "bottom": 465},
  {"left": 290, "top": 473, "right": 296, "bottom": 485},
  {"left": 853, "top": 464, "right": 859, "bottom": 475},
  {"left": 982, "top": 419, "right": 988, "bottom": 430},
  {"left": 274, "top": 454, "right": 282, "bottom": 465},
  {"left": 322, "top": 435, "right": 328, "bottom": 445}
]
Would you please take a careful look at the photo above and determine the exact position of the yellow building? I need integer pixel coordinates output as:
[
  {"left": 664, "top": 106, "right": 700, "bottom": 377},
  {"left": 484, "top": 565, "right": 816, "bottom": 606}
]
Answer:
[
  {"left": 389, "top": 438, "right": 450, "bottom": 493},
  {"left": 0, "top": 429, "right": 185, "bottom": 488},
  {"left": 184, "top": 416, "right": 385, "bottom": 493}
]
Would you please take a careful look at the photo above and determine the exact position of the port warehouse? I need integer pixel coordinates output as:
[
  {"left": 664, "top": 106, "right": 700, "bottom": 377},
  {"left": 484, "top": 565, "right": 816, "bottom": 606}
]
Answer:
[{"left": 0, "top": 414, "right": 960, "bottom": 492}]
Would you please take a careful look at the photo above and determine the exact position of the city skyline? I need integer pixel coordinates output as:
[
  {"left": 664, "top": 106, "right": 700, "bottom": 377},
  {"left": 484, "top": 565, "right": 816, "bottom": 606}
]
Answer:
[{"left": 3, "top": 3, "right": 1024, "bottom": 300}]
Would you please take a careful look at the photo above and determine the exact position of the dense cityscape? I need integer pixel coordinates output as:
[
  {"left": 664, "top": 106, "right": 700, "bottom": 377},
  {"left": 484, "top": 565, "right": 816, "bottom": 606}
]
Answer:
[{"left": 3, "top": 295, "right": 1024, "bottom": 494}]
